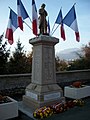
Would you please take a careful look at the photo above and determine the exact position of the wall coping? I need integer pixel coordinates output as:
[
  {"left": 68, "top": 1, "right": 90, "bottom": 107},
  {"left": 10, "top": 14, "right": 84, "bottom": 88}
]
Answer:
[{"left": 0, "top": 69, "right": 90, "bottom": 78}]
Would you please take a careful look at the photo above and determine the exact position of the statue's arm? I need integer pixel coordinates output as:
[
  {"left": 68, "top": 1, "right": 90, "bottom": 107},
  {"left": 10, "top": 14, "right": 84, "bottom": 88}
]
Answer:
[{"left": 39, "top": 9, "right": 44, "bottom": 15}]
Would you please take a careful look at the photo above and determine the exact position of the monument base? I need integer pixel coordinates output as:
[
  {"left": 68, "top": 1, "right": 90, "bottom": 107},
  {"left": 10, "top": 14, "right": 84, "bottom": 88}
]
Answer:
[{"left": 23, "top": 83, "right": 65, "bottom": 110}]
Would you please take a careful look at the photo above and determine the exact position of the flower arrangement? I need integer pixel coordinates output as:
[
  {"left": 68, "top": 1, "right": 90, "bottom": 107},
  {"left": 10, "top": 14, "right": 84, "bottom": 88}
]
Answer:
[
  {"left": 33, "top": 99, "right": 85, "bottom": 119},
  {"left": 50, "top": 100, "right": 77, "bottom": 114},
  {"left": 73, "top": 99, "right": 85, "bottom": 106},
  {"left": 66, "top": 100, "right": 75, "bottom": 108},
  {"left": 0, "top": 95, "right": 11, "bottom": 104},
  {"left": 72, "top": 81, "right": 82, "bottom": 88},
  {"left": 50, "top": 103, "right": 63, "bottom": 113},
  {"left": 50, "top": 102, "right": 68, "bottom": 113},
  {"left": 33, "top": 106, "right": 53, "bottom": 119}
]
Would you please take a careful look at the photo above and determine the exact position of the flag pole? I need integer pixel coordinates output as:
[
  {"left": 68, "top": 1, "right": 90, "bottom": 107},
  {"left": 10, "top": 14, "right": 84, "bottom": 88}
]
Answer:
[
  {"left": 8, "top": 7, "right": 32, "bottom": 31},
  {"left": 51, "top": 23, "right": 55, "bottom": 35},
  {"left": 8, "top": 6, "right": 12, "bottom": 10},
  {"left": 23, "top": 20, "right": 32, "bottom": 31},
  {"left": 73, "top": 3, "right": 76, "bottom": 6},
  {"left": 51, "top": 7, "right": 62, "bottom": 35},
  {"left": 8, "top": 6, "right": 11, "bottom": 9},
  {"left": 51, "top": 24, "right": 60, "bottom": 35},
  {"left": 29, "top": 16, "right": 32, "bottom": 23}
]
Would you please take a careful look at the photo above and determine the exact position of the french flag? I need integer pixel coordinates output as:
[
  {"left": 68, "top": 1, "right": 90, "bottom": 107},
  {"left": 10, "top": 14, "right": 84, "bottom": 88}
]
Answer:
[
  {"left": 63, "top": 5, "right": 80, "bottom": 42},
  {"left": 5, "top": 9, "right": 18, "bottom": 45},
  {"left": 32, "top": 0, "right": 38, "bottom": 36},
  {"left": 17, "top": 0, "right": 29, "bottom": 31},
  {"left": 55, "top": 9, "right": 66, "bottom": 41}
]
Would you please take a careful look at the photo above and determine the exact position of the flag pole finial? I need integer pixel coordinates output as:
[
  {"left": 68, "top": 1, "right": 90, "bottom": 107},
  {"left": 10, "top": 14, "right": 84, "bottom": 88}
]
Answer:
[
  {"left": 8, "top": 6, "right": 11, "bottom": 9},
  {"left": 74, "top": 3, "right": 76, "bottom": 6}
]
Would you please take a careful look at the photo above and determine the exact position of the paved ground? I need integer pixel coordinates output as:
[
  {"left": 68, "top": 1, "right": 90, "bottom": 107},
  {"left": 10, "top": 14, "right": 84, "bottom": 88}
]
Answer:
[{"left": 10, "top": 97, "right": 90, "bottom": 120}]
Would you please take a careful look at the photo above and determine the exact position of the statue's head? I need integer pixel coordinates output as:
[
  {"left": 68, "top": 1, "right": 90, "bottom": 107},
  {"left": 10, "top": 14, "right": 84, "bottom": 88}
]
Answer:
[{"left": 41, "top": 3, "right": 46, "bottom": 8}]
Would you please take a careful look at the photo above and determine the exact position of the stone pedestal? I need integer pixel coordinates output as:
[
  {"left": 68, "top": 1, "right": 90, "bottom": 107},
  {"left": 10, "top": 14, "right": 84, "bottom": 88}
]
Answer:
[{"left": 23, "top": 35, "right": 64, "bottom": 110}]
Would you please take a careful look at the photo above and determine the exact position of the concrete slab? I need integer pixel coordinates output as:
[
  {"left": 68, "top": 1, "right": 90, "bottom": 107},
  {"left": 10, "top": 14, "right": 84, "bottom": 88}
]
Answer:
[{"left": 18, "top": 101, "right": 36, "bottom": 120}]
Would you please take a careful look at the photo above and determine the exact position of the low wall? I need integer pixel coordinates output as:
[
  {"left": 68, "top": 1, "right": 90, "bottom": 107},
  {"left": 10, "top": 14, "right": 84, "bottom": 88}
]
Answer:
[
  {"left": 0, "top": 74, "right": 31, "bottom": 90},
  {"left": 56, "top": 69, "right": 90, "bottom": 87},
  {"left": 0, "top": 69, "right": 90, "bottom": 90}
]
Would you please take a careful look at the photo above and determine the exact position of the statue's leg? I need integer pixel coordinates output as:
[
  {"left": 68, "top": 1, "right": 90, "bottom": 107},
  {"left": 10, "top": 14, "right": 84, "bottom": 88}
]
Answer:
[
  {"left": 41, "top": 25, "right": 44, "bottom": 34},
  {"left": 44, "top": 22, "right": 47, "bottom": 34}
]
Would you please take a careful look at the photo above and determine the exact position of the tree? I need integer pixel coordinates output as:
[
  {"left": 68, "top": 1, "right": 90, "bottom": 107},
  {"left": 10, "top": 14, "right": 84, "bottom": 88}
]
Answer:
[
  {"left": 82, "top": 42, "right": 90, "bottom": 69},
  {"left": 83, "top": 42, "right": 90, "bottom": 60},
  {"left": 55, "top": 56, "right": 68, "bottom": 71},
  {"left": 0, "top": 34, "right": 10, "bottom": 74},
  {"left": 8, "top": 39, "right": 30, "bottom": 74},
  {"left": 67, "top": 42, "right": 90, "bottom": 70},
  {"left": 26, "top": 47, "right": 33, "bottom": 73}
]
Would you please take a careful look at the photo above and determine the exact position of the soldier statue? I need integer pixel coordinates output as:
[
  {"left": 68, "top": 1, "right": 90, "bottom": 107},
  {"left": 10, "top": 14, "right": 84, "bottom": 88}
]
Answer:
[{"left": 39, "top": 3, "right": 48, "bottom": 35}]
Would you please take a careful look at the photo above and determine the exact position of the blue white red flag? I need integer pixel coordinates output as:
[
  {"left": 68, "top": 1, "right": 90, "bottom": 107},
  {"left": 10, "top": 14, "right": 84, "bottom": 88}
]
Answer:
[
  {"left": 63, "top": 5, "right": 80, "bottom": 42},
  {"left": 17, "top": 0, "right": 29, "bottom": 31},
  {"left": 5, "top": 9, "right": 18, "bottom": 45},
  {"left": 55, "top": 9, "right": 62, "bottom": 24},
  {"left": 55, "top": 9, "right": 66, "bottom": 40},
  {"left": 32, "top": 0, "right": 38, "bottom": 36},
  {"left": 47, "top": 17, "right": 50, "bottom": 35}
]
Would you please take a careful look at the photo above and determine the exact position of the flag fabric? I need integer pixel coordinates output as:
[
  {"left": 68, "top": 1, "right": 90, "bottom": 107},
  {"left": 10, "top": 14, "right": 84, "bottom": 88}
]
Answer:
[
  {"left": 55, "top": 9, "right": 66, "bottom": 40},
  {"left": 32, "top": 0, "right": 38, "bottom": 36},
  {"left": 17, "top": 0, "right": 29, "bottom": 31},
  {"left": 47, "top": 17, "right": 50, "bottom": 34},
  {"left": 55, "top": 10, "right": 62, "bottom": 24},
  {"left": 61, "top": 23, "right": 66, "bottom": 40},
  {"left": 63, "top": 5, "right": 80, "bottom": 42},
  {"left": 5, "top": 9, "right": 18, "bottom": 45}
]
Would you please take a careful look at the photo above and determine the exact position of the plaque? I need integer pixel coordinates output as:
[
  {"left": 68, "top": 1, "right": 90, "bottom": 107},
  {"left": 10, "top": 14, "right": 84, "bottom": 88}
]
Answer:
[
  {"left": 44, "top": 92, "right": 61, "bottom": 101},
  {"left": 26, "top": 91, "right": 37, "bottom": 100}
]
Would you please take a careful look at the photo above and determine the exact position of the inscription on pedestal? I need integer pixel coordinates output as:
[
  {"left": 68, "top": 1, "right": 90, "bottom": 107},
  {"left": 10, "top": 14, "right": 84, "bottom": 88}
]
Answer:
[
  {"left": 44, "top": 92, "right": 61, "bottom": 101},
  {"left": 26, "top": 91, "right": 37, "bottom": 100},
  {"left": 33, "top": 46, "right": 41, "bottom": 83},
  {"left": 43, "top": 46, "right": 54, "bottom": 81}
]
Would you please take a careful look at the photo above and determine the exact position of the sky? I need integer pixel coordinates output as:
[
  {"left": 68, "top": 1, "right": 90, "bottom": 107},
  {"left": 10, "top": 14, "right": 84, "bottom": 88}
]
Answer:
[{"left": 0, "top": 0, "right": 90, "bottom": 54}]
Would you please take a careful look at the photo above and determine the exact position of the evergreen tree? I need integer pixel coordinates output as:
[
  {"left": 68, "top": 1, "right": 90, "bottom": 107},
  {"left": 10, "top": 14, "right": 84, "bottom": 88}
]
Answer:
[
  {"left": 8, "top": 39, "right": 32, "bottom": 74},
  {"left": 26, "top": 48, "right": 33, "bottom": 73},
  {"left": 0, "top": 34, "right": 10, "bottom": 74}
]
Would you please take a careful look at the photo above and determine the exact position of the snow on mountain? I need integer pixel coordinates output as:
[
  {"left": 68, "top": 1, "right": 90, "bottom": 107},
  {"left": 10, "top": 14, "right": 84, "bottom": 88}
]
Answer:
[{"left": 56, "top": 48, "right": 84, "bottom": 61}]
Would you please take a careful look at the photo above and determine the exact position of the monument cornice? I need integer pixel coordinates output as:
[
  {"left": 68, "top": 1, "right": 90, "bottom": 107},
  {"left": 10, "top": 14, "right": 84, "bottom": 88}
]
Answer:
[{"left": 29, "top": 35, "right": 59, "bottom": 45}]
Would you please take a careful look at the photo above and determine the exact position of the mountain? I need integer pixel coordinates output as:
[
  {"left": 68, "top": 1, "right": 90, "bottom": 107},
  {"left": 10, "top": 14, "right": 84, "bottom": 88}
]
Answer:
[{"left": 56, "top": 48, "right": 84, "bottom": 61}]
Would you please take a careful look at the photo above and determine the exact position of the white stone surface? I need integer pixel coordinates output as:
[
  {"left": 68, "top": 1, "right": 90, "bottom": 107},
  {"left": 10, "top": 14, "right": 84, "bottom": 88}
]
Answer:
[
  {"left": 30, "top": 35, "right": 59, "bottom": 85},
  {"left": 26, "top": 91, "right": 38, "bottom": 100},
  {"left": 18, "top": 101, "right": 36, "bottom": 120},
  {"left": 0, "top": 96, "right": 18, "bottom": 120},
  {"left": 64, "top": 85, "right": 90, "bottom": 99},
  {"left": 44, "top": 92, "right": 61, "bottom": 101}
]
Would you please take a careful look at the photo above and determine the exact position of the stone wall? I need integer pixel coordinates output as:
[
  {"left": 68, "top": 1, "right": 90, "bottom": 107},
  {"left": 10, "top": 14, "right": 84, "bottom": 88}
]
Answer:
[
  {"left": 0, "top": 74, "right": 31, "bottom": 90},
  {"left": 0, "top": 69, "right": 90, "bottom": 90},
  {"left": 56, "top": 69, "right": 90, "bottom": 87}
]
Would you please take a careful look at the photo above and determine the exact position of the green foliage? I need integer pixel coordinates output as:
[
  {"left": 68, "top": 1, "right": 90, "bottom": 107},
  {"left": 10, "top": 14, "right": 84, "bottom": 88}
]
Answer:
[
  {"left": 1, "top": 33, "right": 89, "bottom": 74},
  {"left": 67, "top": 42, "right": 90, "bottom": 70},
  {"left": 55, "top": 56, "right": 68, "bottom": 71},
  {"left": 8, "top": 39, "right": 32, "bottom": 74},
  {"left": 0, "top": 34, "right": 10, "bottom": 74}
]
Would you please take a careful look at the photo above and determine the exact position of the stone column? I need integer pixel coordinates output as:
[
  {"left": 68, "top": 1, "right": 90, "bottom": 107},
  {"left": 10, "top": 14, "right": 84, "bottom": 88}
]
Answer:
[{"left": 23, "top": 35, "right": 64, "bottom": 109}]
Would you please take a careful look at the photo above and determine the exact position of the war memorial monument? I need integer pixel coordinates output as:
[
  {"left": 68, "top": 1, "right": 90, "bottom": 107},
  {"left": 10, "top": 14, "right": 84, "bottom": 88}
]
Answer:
[{"left": 23, "top": 3, "right": 64, "bottom": 110}]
